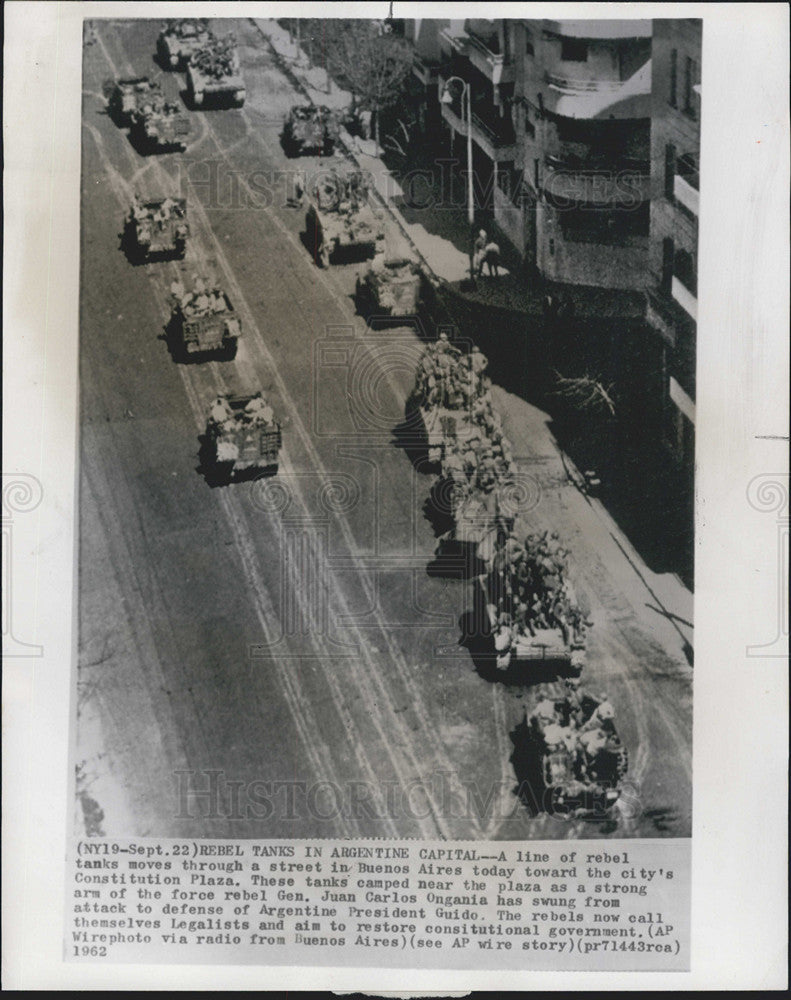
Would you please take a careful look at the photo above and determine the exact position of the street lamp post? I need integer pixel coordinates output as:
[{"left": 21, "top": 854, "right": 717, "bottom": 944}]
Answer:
[{"left": 441, "top": 76, "right": 475, "bottom": 284}]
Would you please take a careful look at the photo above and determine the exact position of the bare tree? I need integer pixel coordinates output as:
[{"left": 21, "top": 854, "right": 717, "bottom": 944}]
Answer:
[
  {"left": 324, "top": 20, "right": 413, "bottom": 153},
  {"left": 552, "top": 370, "right": 616, "bottom": 420}
]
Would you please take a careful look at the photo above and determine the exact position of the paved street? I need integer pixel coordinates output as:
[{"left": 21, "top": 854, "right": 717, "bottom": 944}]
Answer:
[{"left": 77, "top": 18, "right": 692, "bottom": 842}]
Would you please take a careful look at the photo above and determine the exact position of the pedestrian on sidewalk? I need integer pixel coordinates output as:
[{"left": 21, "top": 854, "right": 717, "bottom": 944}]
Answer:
[
  {"left": 474, "top": 229, "right": 488, "bottom": 276},
  {"left": 484, "top": 240, "right": 501, "bottom": 277}
]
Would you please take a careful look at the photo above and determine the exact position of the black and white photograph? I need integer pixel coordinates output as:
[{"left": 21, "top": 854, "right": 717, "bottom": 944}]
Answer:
[
  {"left": 3, "top": 0, "right": 788, "bottom": 988},
  {"left": 75, "top": 14, "right": 698, "bottom": 842}
]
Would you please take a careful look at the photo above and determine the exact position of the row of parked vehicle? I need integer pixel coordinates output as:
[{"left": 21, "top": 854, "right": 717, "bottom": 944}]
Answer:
[{"left": 408, "top": 336, "right": 629, "bottom": 819}]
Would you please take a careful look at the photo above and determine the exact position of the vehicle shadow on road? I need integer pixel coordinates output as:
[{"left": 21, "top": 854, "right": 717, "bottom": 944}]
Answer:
[
  {"left": 456, "top": 610, "right": 568, "bottom": 689},
  {"left": 390, "top": 403, "right": 436, "bottom": 474},
  {"left": 195, "top": 435, "right": 278, "bottom": 489},
  {"left": 158, "top": 317, "right": 237, "bottom": 365}
]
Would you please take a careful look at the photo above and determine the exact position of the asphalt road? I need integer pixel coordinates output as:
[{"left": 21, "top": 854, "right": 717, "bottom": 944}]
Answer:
[{"left": 77, "top": 18, "right": 692, "bottom": 841}]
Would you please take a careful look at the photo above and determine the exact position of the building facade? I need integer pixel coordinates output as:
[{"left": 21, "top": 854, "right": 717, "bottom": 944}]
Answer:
[
  {"left": 515, "top": 20, "right": 653, "bottom": 289},
  {"left": 645, "top": 18, "right": 701, "bottom": 568},
  {"left": 406, "top": 18, "right": 654, "bottom": 291}
]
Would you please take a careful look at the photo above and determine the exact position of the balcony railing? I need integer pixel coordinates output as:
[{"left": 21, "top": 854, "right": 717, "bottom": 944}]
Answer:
[
  {"left": 439, "top": 82, "right": 517, "bottom": 156},
  {"left": 439, "top": 24, "right": 513, "bottom": 84},
  {"left": 672, "top": 274, "right": 697, "bottom": 321},
  {"left": 673, "top": 173, "right": 699, "bottom": 216},
  {"left": 411, "top": 52, "right": 439, "bottom": 83},
  {"left": 466, "top": 29, "right": 501, "bottom": 57},
  {"left": 646, "top": 287, "right": 697, "bottom": 347},
  {"left": 471, "top": 108, "right": 515, "bottom": 147},
  {"left": 669, "top": 376, "right": 696, "bottom": 424},
  {"left": 546, "top": 71, "right": 625, "bottom": 94},
  {"left": 545, "top": 153, "right": 650, "bottom": 174}
]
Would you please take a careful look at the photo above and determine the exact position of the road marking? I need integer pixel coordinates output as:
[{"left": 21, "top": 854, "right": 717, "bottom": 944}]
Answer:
[
  {"left": 93, "top": 23, "right": 471, "bottom": 838},
  {"left": 81, "top": 85, "right": 368, "bottom": 837}
]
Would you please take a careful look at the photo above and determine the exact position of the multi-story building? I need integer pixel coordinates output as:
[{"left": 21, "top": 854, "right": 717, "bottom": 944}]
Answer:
[
  {"left": 402, "top": 18, "right": 447, "bottom": 131},
  {"left": 644, "top": 18, "right": 701, "bottom": 576},
  {"left": 433, "top": 20, "right": 519, "bottom": 225},
  {"left": 514, "top": 19, "right": 653, "bottom": 289},
  {"left": 408, "top": 18, "right": 654, "bottom": 290}
]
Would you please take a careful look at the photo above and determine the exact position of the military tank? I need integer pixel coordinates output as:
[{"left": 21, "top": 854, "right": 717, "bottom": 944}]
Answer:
[
  {"left": 281, "top": 104, "right": 340, "bottom": 157},
  {"left": 408, "top": 336, "right": 491, "bottom": 464},
  {"left": 203, "top": 392, "right": 282, "bottom": 484},
  {"left": 510, "top": 685, "right": 628, "bottom": 818},
  {"left": 104, "top": 76, "right": 161, "bottom": 127},
  {"left": 157, "top": 18, "right": 212, "bottom": 69},
  {"left": 476, "top": 528, "right": 590, "bottom": 678},
  {"left": 129, "top": 90, "right": 190, "bottom": 153},
  {"left": 304, "top": 167, "right": 385, "bottom": 267},
  {"left": 355, "top": 253, "right": 423, "bottom": 319},
  {"left": 168, "top": 277, "right": 241, "bottom": 360},
  {"left": 186, "top": 34, "right": 245, "bottom": 108},
  {"left": 125, "top": 196, "right": 189, "bottom": 262}
]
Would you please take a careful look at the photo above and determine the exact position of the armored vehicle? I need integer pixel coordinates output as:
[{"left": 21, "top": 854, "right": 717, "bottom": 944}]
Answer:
[
  {"left": 157, "top": 18, "right": 212, "bottom": 69},
  {"left": 475, "top": 529, "right": 590, "bottom": 677},
  {"left": 281, "top": 104, "right": 340, "bottom": 156},
  {"left": 168, "top": 278, "right": 241, "bottom": 360},
  {"left": 129, "top": 92, "right": 190, "bottom": 152},
  {"left": 186, "top": 35, "right": 245, "bottom": 108},
  {"left": 356, "top": 253, "right": 422, "bottom": 318},
  {"left": 511, "top": 687, "right": 628, "bottom": 817},
  {"left": 304, "top": 167, "right": 384, "bottom": 266},
  {"left": 409, "top": 336, "right": 491, "bottom": 464},
  {"left": 125, "top": 196, "right": 189, "bottom": 261},
  {"left": 204, "top": 392, "right": 282, "bottom": 483},
  {"left": 104, "top": 76, "right": 161, "bottom": 127}
]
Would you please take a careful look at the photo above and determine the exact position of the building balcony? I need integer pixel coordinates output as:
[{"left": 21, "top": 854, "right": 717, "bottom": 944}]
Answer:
[
  {"left": 543, "top": 156, "right": 650, "bottom": 205},
  {"left": 439, "top": 84, "right": 517, "bottom": 161},
  {"left": 541, "top": 60, "right": 651, "bottom": 120},
  {"left": 672, "top": 274, "right": 698, "bottom": 321},
  {"left": 543, "top": 20, "right": 652, "bottom": 41},
  {"left": 673, "top": 172, "right": 699, "bottom": 216},
  {"left": 545, "top": 152, "right": 650, "bottom": 174},
  {"left": 411, "top": 52, "right": 439, "bottom": 85},
  {"left": 645, "top": 288, "right": 689, "bottom": 347},
  {"left": 439, "top": 24, "right": 514, "bottom": 85},
  {"left": 670, "top": 376, "right": 696, "bottom": 424}
]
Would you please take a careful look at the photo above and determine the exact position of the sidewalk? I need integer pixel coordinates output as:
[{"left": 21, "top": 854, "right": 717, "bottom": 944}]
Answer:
[
  {"left": 252, "top": 17, "right": 694, "bottom": 657},
  {"left": 254, "top": 20, "right": 527, "bottom": 297},
  {"left": 254, "top": 19, "right": 646, "bottom": 323}
]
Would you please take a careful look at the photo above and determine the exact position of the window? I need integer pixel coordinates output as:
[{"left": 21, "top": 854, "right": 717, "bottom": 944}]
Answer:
[
  {"left": 525, "top": 29, "right": 534, "bottom": 57},
  {"left": 561, "top": 37, "right": 588, "bottom": 62},
  {"left": 669, "top": 48, "right": 677, "bottom": 107},
  {"left": 684, "top": 57, "right": 699, "bottom": 117},
  {"left": 665, "top": 143, "right": 676, "bottom": 199}
]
